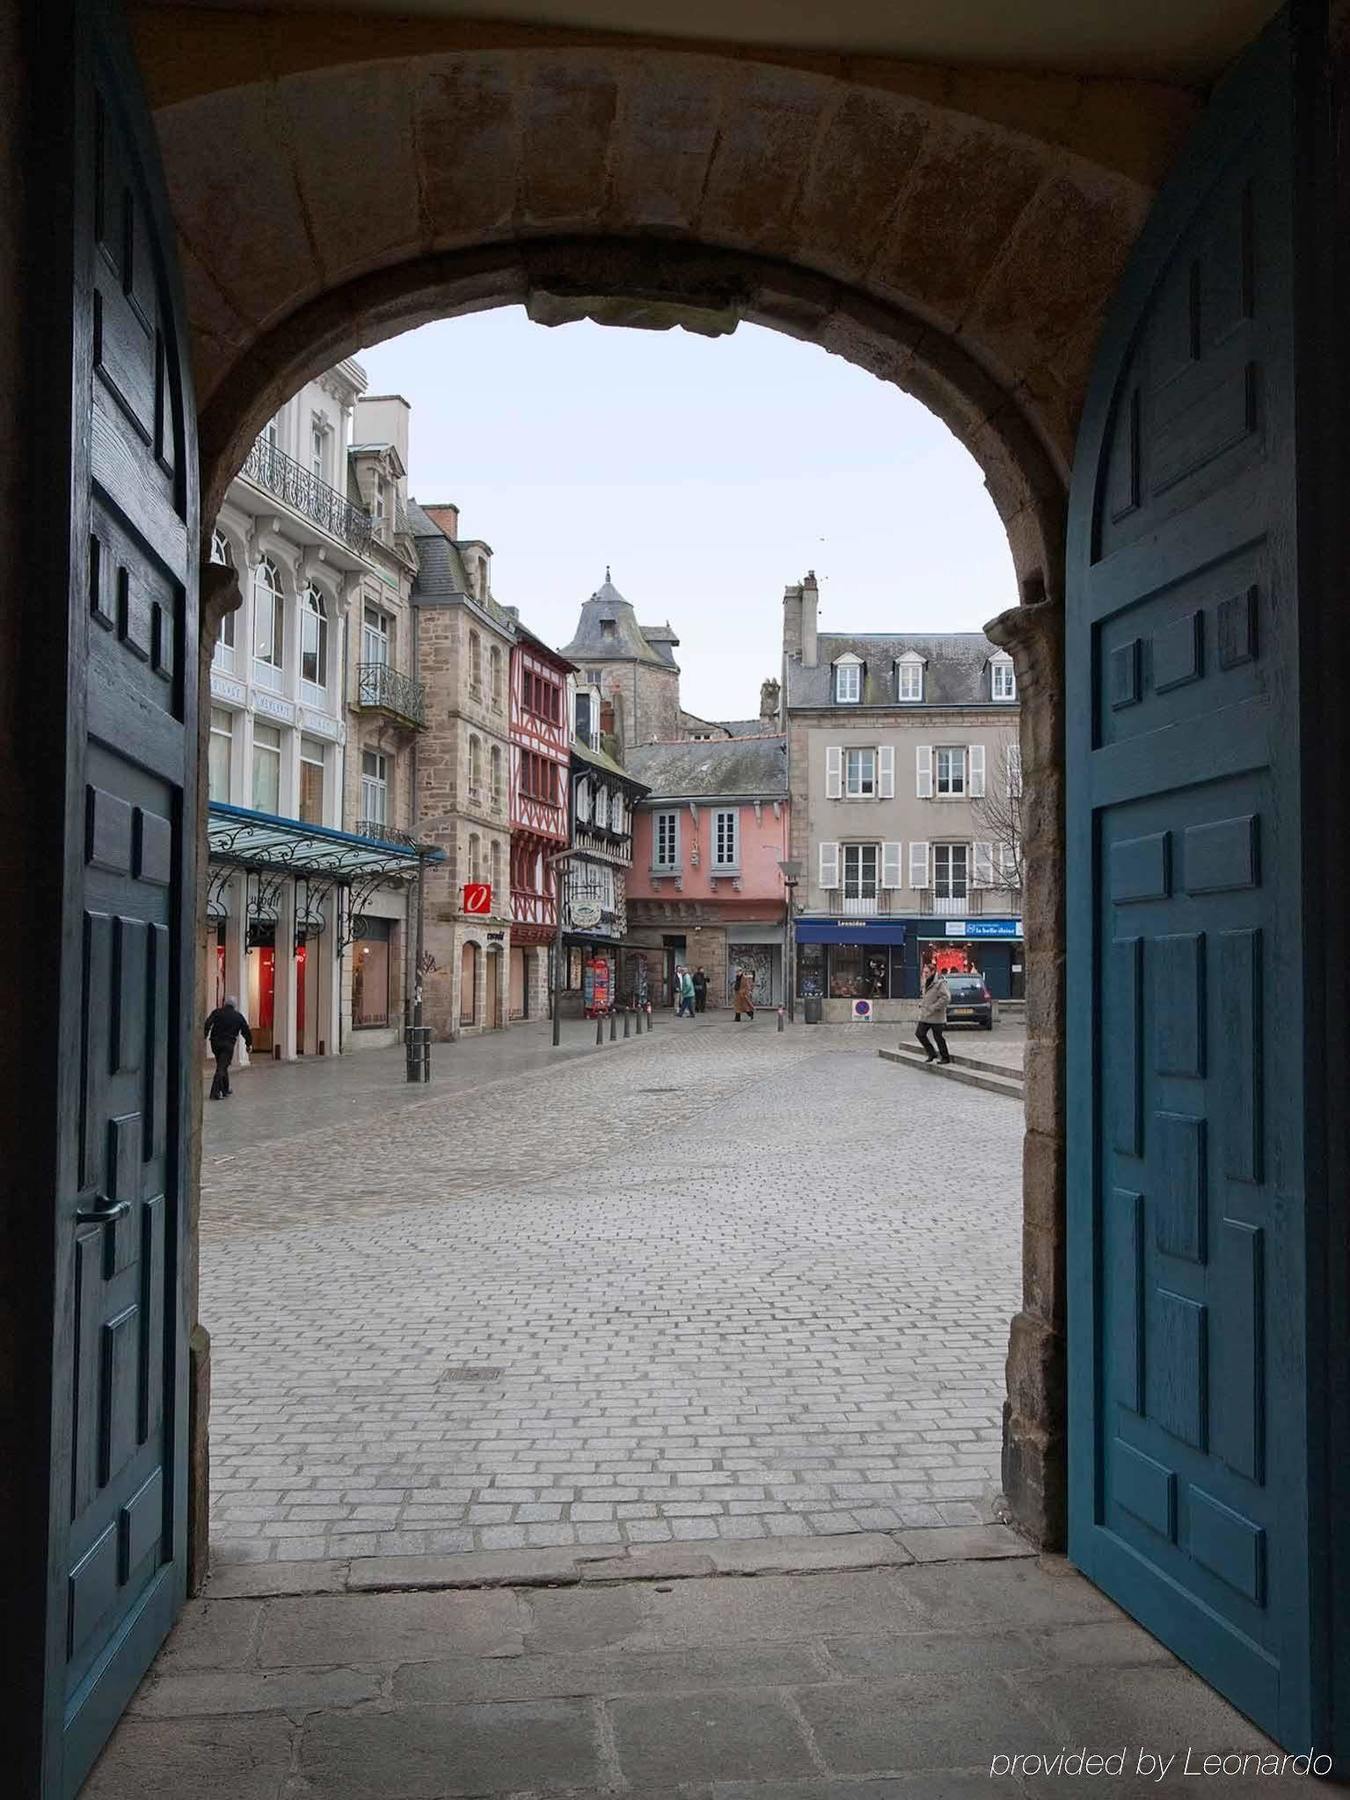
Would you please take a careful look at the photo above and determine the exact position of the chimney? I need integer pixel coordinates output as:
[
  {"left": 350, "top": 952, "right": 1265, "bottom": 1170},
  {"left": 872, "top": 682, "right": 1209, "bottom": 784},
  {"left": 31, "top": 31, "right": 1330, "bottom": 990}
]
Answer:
[
  {"left": 782, "top": 580, "right": 803, "bottom": 661},
  {"left": 759, "top": 677, "right": 781, "bottom": 720},
  {"left": 801, "top": 570, "right": 819, "bottom": 668},
  {"left": 423, "top": 502, "right": 460, "bottom": 539}
]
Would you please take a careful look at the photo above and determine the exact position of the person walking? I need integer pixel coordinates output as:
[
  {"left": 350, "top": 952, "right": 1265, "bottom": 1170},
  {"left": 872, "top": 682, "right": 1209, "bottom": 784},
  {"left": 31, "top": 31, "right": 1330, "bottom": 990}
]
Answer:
[
  {"left": 733, "top": 968, "right": 756, "bottom": 1022},
  {"left": 692, "top": 966, "right": 708, "bottom": 1013},
  {"left": 915, "top": 965, "right": 951, "bottom": 1064},
  {"left": 204, "top": 995, "right": 252, "bottom": 1099},
  {"left": 676, "top": 966, "right": 697, "bottom": 1018}
]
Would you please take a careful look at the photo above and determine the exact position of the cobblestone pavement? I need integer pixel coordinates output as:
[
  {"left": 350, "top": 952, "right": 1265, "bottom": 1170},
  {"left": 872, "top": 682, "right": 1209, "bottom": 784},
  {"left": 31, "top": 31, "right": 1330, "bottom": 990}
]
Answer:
[{"left": 203, "top": 1019, "right": 1023, "bottom": 1566}]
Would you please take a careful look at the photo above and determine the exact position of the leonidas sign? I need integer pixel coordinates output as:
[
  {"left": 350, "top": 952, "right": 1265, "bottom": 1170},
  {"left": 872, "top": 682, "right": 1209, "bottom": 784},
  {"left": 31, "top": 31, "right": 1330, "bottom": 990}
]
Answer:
[{"left": 462, "top": 883, "right": 492, "bottom": 915}]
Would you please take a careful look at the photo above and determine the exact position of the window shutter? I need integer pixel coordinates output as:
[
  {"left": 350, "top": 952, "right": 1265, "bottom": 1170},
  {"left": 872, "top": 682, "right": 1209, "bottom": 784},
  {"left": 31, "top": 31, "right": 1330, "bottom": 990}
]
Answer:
[
  {"left": 878, "top": 745, "right": 895, "bottom": 798},
  {"left": 969, "top": 744, "right": 986, "bottom": 797},
  {"left": 1007, "top": 743, "right": 1023, "bottom": 797},
  {"left": 916, "top": 744, "right": 933, "bottom": 798},
  {"left": 819, "top": 840, "right": 840, "bottom": 890},
  {"left": 973, "top": 841, "right": 994, "bottom": 888},
  {"left": 909, "top": 841, "right": 930, "bottom": 888},
  {"left": 881, "top": 841, "right": 902, "bottom": 889},
  {"left": 1001, "top": 842, "right": 1019, "bottom": 883},
  {"left": 825, "top": 745, "right": 842, "bottom": 799}
]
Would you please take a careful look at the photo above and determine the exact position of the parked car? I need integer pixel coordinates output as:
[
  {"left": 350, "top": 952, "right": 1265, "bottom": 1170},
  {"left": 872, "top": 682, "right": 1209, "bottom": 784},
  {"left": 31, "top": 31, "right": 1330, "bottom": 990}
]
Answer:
[{"left": 943, "top": 972, "right": 995, "bottom": 1029}]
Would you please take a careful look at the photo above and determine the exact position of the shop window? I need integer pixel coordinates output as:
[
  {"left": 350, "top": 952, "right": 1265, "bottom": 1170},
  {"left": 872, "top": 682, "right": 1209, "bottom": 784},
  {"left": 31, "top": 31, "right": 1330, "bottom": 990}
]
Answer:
[
  {"left": 251, "top": 723, "right": 282, "bottom": 814},
  {"left": 797, "top": 942, "right": 825, "bottom": 1000},
  {"left": 845, "top": 748, "right": 876, "bottom": 797},
  {"left": 352, "top": 919, "right": 394, "bottom": 1028},
  {"left": 301, "top": 586, "right": 328, "bottom": 688},
  {"left": 829, "top": 944, "right": 890, "bottom": 1000},
  {"left": 713, "top": 808, "right": 739, "bottom": 870},
  {"left": 208, "top": 707, "right": 233, "bottom": 803},
  {"left": 936, "top": 746, "right": 966, "bottom": 795},
  {"left": 842, "top": 842, "right": 878, "bottom": 901},
  {"left": 299, "top": 736, "right": 325, "bottom": 825},
  {"left": 934, "top": 842, "right": 970, "bottom": 900}
]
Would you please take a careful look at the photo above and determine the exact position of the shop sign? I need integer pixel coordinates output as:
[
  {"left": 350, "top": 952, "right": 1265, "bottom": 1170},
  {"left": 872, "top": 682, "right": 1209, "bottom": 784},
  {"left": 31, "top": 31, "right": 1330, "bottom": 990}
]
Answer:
[
  {"left": 463, "top": 882, "right": 492, "bottom": 915},
  {"left": 570, "top": 898, "right": 603, "bottom": 929},
  {"left": 943, "top": 919, "right": 1021, "bottom": 938},
  {"left": 486, "top": 929, "right": 505, "bottom": 942}
]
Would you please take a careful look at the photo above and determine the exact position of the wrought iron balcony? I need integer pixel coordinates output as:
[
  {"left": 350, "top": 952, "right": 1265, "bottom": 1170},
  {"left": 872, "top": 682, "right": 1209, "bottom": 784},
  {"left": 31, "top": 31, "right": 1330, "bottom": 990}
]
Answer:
[
  {"left": 821, "top": 890, "right": 892, "bottom": 916},
  {"left": 356, "top": 661, "right": 426, "bottom": 729},
  {"left": 242, "top": 437, "right": 373, "bottom": 553},
  {"left": 356, "top": 818, "right": 417, "bottom": 847},
  {"left": 920, "top": 890, "right": 982, "bottom": 916}
]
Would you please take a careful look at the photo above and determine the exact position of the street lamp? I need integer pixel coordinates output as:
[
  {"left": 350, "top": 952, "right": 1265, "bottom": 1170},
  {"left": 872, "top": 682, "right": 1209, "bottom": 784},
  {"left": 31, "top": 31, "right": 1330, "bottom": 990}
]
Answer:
[
  {"left": 547, "top": 846, "right": 588, "bottom": 1047},
  {"left": 777, "top": 859, "right": 802, "bottom": 1024}
]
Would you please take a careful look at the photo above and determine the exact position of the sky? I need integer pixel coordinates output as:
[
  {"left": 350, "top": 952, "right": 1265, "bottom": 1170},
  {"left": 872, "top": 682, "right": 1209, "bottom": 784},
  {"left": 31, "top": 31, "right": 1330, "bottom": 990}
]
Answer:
[{"left": 356, "top": 309, "right": 1016, "bottom": 723}]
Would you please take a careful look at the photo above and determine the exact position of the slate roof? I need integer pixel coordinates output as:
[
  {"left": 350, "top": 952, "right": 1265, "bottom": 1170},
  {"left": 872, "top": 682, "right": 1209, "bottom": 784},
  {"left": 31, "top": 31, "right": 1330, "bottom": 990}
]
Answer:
[
  {"left": 560, "top": 575, "right": 674, "bottom": 668},
  {"left": 572, "top": 737, "right": 651, "bottom": 794},
  {"left": 785, "top": 632, "right": 1011, "bottom": 709},
  {"left": 626, "top": 736, "right": 788, "bottom": 802},
  {"left": 407, "top": 499, "right": 516, "bottom": 635},
  {"left": 717, "top": 716, "right": 780, "bottom": 738}
]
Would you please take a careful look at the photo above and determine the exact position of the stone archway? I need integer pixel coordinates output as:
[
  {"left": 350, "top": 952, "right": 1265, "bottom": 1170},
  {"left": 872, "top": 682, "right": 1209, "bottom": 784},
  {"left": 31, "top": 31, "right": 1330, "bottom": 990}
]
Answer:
[{"left": 157, "top": 35, "right": 1184, "bottom": 1554}]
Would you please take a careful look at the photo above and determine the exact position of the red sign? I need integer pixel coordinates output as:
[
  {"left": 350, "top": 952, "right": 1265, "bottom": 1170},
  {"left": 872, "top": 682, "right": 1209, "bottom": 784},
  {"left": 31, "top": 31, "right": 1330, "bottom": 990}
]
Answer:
[{"left": 462, "top": 883, "right": 492, "bottom": 915}]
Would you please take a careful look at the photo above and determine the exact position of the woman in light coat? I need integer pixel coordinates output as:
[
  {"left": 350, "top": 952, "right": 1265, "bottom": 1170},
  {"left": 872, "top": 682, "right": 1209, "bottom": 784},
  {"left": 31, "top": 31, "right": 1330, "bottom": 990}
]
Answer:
[
  {"left": 915, "top": 966, "right": 952, "bottom": 1064},
  {"left": 732, "top": 968, "right": 756, "bottom": 1021}
]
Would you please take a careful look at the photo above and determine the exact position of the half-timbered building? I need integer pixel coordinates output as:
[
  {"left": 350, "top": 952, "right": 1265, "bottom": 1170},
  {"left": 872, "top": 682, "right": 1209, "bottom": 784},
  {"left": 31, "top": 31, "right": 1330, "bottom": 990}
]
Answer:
[
  {"left": 508, "top": 627, "right": 574, "bottom": 1019},
  {"left": 561, "top": 694, "right": 650, "bottom": 1014}
]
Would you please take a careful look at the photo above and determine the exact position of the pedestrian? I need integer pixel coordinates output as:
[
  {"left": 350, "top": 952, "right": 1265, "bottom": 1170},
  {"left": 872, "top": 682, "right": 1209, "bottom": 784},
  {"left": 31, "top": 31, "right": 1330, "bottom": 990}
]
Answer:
[
  {"left": 915, "top": 965, "right": 952, "bottom": 1064},
  {"left": 204, "top": 994, "right": 252, "bottom": 1099},
  {"left": 677, "top": 966, "right": 697, "bottom": 1018},
  {"left": 692, "top": 965, "right": 708, "bottom": 1013},
  {"left": 733, "top": 968, "right": 756, "bottom": 1022}
]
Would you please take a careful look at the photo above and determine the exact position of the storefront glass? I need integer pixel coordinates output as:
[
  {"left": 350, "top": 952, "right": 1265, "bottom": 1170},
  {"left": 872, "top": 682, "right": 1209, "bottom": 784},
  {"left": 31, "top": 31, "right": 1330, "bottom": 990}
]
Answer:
[
  {"left": 796, "top": 942, "right": 825, "bottom": 999},
  {"left": 828, "top": 945, "right": 890, "bottom": 999},
  {"left": 353, "top": 919, "right": 393, "bottom": 1027}
]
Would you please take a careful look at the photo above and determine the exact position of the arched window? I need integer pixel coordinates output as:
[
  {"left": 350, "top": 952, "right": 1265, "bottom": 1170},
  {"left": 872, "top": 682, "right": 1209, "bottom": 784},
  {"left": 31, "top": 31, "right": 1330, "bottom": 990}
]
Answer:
[
  {"left": 210, "top": 530, "right": 236, "bottom": 651},
  {"left": 252, "top": 557, "right": 283, "bottom": 673},
  {"left": 490, "top": 839, "right": 503, "bottom": 897},
  {"left": 301, "top": 585, "right": 328, "bottom": 688},
  {"left": 468, "top": 734, "right": 483, "bottom": 800},
  {"left": 489, "top": 644, "right": 503, "bottom": 709},
  {"left": 467, "top": 832, "right": 481, "bottom": 883},
  {"left": 469, "top": 629, "right": 482, "bottom": 695},
  {"left": 490, "top": 745, "right": 503, "bottom": 813}
]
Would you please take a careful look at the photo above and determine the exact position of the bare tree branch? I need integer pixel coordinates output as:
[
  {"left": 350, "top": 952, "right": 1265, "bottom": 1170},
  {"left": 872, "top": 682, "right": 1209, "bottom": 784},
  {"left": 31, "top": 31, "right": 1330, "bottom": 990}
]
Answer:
[{"left": 971, "top": 742, "right": 1024, "bottom": 896}]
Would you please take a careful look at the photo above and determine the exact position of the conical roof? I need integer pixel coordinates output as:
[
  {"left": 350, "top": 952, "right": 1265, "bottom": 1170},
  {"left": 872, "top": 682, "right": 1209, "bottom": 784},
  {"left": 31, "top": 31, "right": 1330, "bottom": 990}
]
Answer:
[{"left": 560, "top": 572, "right": 671, "bottom": 668}]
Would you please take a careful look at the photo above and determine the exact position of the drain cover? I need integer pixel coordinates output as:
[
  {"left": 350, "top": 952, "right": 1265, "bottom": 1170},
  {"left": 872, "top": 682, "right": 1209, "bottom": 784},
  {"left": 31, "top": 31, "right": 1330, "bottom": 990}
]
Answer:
[
  {"left": 636, "top": 1087, "right": 680, "bottom": 1094},
  {"left": 439, "top": 1365, "right": 504, "bottom": 1384}
]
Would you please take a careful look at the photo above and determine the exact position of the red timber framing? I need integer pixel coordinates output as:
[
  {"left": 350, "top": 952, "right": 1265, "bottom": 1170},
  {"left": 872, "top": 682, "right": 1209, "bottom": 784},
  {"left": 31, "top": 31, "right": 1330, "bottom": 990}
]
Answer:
[{"left": 510, "top": 630, "right": 574, "bottom": 944}]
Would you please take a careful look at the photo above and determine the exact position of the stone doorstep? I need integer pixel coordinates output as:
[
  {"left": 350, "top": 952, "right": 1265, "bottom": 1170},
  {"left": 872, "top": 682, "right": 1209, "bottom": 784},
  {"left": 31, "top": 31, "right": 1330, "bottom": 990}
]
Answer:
[
  {"left": 204, "top": 1523, "right": 1035, "bottom": 1600},
  {"left": 877, "top": 1048, "right": 1024, "bottom": 1099},
  {"left": 886, "top": 1041, "right": 1025, "bottom": 1082}
]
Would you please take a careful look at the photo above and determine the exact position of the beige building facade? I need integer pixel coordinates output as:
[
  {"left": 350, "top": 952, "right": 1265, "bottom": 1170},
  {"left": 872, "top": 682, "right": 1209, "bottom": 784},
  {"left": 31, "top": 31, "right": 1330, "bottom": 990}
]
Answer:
[{"left": 784, "top": 574, "right": 1022, "bottom": 1023}]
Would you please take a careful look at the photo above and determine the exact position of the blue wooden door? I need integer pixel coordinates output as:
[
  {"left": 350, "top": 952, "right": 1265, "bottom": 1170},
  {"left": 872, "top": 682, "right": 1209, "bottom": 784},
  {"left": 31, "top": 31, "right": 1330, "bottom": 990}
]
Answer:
[
  {"left": 1068, "top": 11, "right": 1326, "bottom": 1753},
  {"left": 28, "top": 3, "right": 199, "bottom": 1793}
]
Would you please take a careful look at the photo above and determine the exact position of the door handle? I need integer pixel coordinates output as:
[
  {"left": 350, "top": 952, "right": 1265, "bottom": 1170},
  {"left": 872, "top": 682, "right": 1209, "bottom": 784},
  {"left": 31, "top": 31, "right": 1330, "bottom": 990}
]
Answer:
[{"left": 76, "top": 1199, "right": 132, "bottom": 1225}]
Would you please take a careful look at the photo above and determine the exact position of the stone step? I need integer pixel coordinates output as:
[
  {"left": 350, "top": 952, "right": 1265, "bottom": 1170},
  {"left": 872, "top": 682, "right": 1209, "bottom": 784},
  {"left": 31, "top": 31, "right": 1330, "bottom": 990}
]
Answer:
[
  {"left": 889, "top": 1042, "right": 1025, "bottom": 1083},
  {"left": 878, "top": 1046, "right": 1025, "bottom": 1099}
]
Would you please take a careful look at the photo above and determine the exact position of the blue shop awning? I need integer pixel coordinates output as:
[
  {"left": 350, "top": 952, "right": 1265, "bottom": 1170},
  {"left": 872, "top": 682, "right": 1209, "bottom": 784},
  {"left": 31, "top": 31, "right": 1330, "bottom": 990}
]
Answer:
[{"left": 795, "top": 918, "right": 906, "bottom": 945}]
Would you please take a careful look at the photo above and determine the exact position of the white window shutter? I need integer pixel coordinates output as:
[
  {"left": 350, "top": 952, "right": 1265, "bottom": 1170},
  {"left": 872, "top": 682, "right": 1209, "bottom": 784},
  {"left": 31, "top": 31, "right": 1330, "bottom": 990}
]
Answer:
[
  {"left": 1007, "top": 743, "right": 1023, "bottom": 797},
  {"left": 916, "top": 744, "right": 933, "bottom": 798},
  {"left": 969, "top": 744, "right": 986, "bottom": 797},
  {"left": 825, "top": 745, "right": 843, "bottom": 799},
  {"left": 819, "top": 840, "right": 840, "bottom": 890},
  {"left": 881, "top": 841, "right": 902, "bottom": 889},
  {"left": 1002, "top": 842, "right": 1019, "bottom": 882},
  {"left": 909, "top": 841, "right": 930, "bottom": 888},
  {"left": 974, "top": 841, "right": 994, "bottom": 887},
  {"left": 878, "top": 745, "right": 895, "bottom": 799}
]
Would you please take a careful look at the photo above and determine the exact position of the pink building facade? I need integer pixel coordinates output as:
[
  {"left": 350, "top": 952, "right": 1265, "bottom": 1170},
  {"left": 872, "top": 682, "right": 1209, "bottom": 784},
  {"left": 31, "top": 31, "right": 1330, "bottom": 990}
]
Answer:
[{"left": 624, "top": 738, "right": 790, "bottom": 1008}]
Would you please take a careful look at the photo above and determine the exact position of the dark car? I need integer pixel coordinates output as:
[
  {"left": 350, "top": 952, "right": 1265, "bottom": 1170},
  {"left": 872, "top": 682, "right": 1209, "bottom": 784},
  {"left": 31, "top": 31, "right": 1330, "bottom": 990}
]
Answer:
[{"left": 943, "top": 972, "right": 995, "bottom": 1029}]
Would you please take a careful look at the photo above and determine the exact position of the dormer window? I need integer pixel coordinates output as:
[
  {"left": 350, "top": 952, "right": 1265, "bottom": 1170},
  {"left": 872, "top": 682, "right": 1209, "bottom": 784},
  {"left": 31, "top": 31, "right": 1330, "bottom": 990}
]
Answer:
[
  {"left": 601, "top": 618, "right": 617, "bottom": 641},
  {"left": 896, "top": 653, "right": 925, "bottom": 702},
  {"left": 833, "top": 654, "right": 863, "bottom": 704},
  {"left": 991, "top": 654, "right": 1016, "bottom": 701}
]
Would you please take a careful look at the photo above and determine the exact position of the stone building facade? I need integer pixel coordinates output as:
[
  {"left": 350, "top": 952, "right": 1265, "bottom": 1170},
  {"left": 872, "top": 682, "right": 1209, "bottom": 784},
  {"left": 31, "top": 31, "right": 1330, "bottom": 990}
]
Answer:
[
  {"left": 408, "top": 502, "right": 515, "bottom": 1038},
  {"left": 508, "top": 626, "right": 573, "bottom": 1020},
  {"left": 782, "top": 574, "right": 1022, "bottom": 1021},
  {"left": 559, "top": 573, "right": 682, "bottom": 753}
]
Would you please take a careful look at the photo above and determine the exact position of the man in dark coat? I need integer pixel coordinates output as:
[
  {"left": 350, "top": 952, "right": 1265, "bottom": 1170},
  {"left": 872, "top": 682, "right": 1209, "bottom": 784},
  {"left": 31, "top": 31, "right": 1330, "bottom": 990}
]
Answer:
[
  {"left": 204, "top": 995, "right": 252, "bottom": 1099},
  {"left": 692, "top": 966, "right": 709, "bottom": 1013}
]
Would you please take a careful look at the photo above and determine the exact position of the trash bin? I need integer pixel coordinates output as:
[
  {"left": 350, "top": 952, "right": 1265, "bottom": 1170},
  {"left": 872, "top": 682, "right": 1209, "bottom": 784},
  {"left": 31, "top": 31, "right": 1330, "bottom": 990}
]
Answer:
[
  {"left": 404, "top": 1024, "right": 432, "bottom": 1083},
  {"left": 803, "top": 994, "right": 823, "bottom": 1025}
]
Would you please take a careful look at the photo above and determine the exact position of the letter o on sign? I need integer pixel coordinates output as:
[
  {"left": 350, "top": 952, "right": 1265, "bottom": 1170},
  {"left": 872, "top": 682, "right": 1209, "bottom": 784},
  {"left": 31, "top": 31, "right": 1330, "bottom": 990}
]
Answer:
[{"left": 463, "top": 883, "right": 492, "bottom": 915}]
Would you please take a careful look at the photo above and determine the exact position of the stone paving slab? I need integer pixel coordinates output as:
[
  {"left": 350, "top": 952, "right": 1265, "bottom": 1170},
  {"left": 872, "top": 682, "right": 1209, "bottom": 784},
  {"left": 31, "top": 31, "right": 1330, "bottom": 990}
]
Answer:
[
  {"left": 202, "top": 1025, "right": 1021, "bottom": 1565},
  {"left": 85, "top": 1556, "right": 1293, "bottom": 1800}
]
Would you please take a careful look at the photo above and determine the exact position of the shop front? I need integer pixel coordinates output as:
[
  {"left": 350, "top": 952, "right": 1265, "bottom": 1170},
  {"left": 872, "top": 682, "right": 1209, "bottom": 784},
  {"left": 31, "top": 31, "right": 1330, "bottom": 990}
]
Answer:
[
  {"left": 911, "top": 917, "right": 1024, "bottom": 1001},
  {"left": 725, "top": 923, "right": 784, "bottom": 1009},
  {"left": 794, "top": 917, "right": 908, "bottom": 1023}
]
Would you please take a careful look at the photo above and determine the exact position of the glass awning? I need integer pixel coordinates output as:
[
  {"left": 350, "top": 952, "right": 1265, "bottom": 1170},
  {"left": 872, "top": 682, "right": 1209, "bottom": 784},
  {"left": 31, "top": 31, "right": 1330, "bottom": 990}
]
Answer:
[{"left": 207, "top": 802, "right": 443, "bottom": 883}]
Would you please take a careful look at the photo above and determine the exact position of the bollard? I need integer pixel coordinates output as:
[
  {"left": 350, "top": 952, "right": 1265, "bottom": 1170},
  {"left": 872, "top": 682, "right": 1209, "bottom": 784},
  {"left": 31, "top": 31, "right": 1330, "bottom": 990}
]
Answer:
[
  {"left": 609, "top": 1010, "right": 617, "bottom": 1041},
  {"left": 596, "top": 1012, "right": 605, "bottom": 1045},
  {"left": 623, "top": 1008, "right": 631, "bottom": 1039},
  {"left": 777, "top": 1006, "right": 785, "bottom": 1033},
  {"left": 404, "top": 1025, "right": 432, "bottom": 1083}
]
